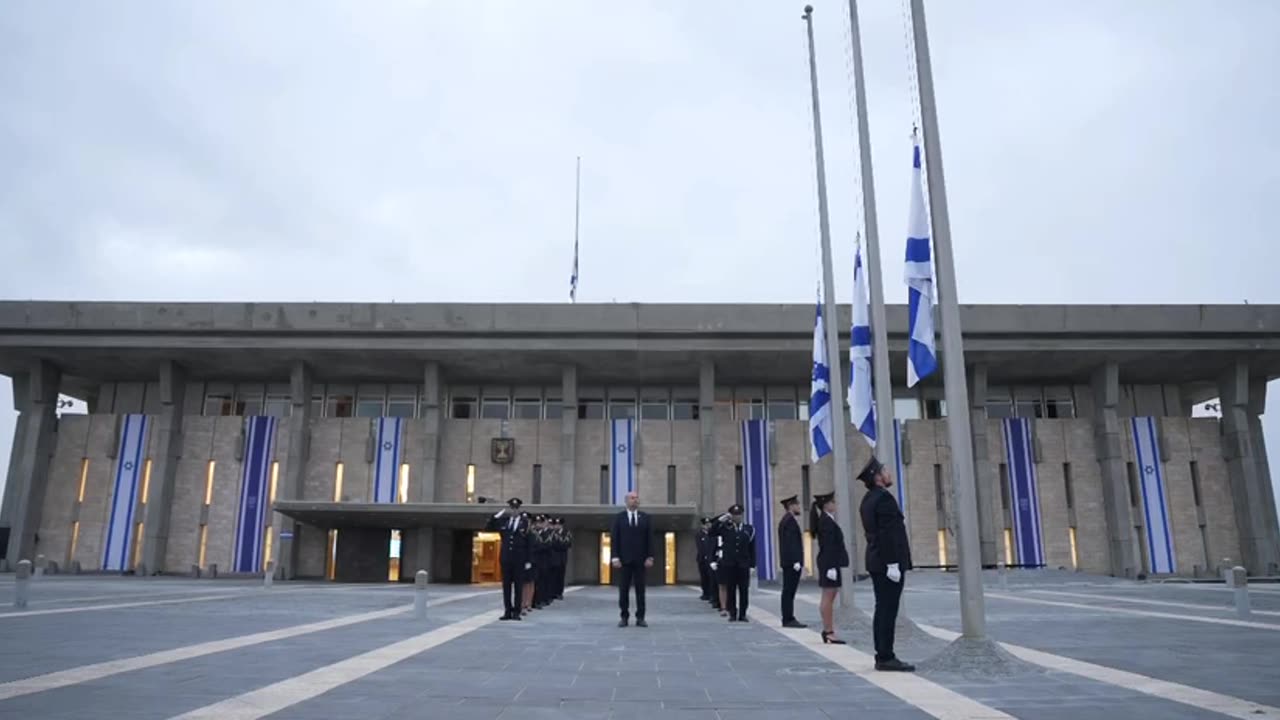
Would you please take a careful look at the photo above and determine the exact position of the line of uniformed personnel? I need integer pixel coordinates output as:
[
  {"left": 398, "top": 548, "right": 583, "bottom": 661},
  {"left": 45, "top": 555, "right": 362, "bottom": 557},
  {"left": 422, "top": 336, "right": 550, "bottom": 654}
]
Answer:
[
  {"left": 484, "top": 497, "right": 573, "bottom": 620},
  {"left": 695, "top": 503, "right": 758, "bottom": 622}
]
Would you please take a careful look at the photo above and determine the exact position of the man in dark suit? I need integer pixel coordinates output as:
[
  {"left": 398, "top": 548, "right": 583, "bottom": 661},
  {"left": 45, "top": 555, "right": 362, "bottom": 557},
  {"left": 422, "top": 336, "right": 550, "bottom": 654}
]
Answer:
[
  {"left": 610, "top": 491, "right": 653, "bottom": 627},
  {"left": 858, "top": 456, "right": 914, "bottom": 671},
  {"left": 484, "top": 497, "right": 533, "bottom": 621},
  {"left": 777, "top": 495, "right": 807, "bottom": 628},
  {"left": 714, "top": 504, "right": 756, "bottom": 622}
]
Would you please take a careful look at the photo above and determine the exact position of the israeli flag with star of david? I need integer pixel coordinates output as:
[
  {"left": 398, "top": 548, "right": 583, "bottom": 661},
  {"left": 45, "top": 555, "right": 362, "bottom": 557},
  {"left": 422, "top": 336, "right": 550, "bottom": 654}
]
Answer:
[
  {"left": 372, "top": 417, "right": 404, "bottom": 504},
  {"left": 102, "top": 414, "right": 149, "bottom": 572},
  {"left": 809, "top": 298, "right": 834, "bottom": 462},
  {"left": 905, "top": 137, "right": 937, "bottom": 387},
  {"left": 1132, "top": 417, "right": 1176, "bottom": 574},
  {"left": 610, "top": 418, "right": 635, "bottom": 504},
  {"left": 848, "top": 239, "right": 876, "bottom": 447}
]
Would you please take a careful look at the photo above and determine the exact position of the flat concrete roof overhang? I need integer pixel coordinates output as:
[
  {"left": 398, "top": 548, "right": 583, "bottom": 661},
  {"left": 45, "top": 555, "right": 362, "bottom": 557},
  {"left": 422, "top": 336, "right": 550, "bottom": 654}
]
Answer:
[
  {"left": 273, "top": 501, "right": 701, "bottom": 532},
  {"left": 3, "top": 301, "right": 1280, "bottom": 388}
]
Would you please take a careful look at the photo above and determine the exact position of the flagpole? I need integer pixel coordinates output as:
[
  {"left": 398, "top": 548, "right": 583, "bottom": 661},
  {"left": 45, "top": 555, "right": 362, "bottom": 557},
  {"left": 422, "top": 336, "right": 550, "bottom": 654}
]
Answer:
[
  {"left": 846, "top": 0, "right": 896, "bottom": 478},
  {"left": 908, "top": 0, "right": 986, "bottom": 640},
  {"left": 803, "top": 4, "right": 857, "bottom": 613},
  {"left": 571, "top": 156, "right": 581, "bottom": 303}
]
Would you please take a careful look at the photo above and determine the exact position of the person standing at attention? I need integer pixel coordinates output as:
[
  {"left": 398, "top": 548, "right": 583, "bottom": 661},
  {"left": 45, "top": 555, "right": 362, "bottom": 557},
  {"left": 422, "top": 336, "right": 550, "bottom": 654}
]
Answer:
[
  {"left": 484, "top": 497, "right": 533, "bottom": 621},
  {"left": 812, "top": 492, "right": 848, "bottom": 644},
  {"left": 858, "top": 456, "right": 915, "bottom": 671},
  {"left": 610, "top": 492, "right": 653, "bottom": 627},
  {"left": 777, "top": 495, "right": 807, "bottom": 628}
]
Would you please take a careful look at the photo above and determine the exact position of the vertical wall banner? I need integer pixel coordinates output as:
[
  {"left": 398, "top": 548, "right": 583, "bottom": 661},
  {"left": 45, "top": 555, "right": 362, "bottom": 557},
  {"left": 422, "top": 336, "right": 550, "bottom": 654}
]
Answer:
[
  {"left": 232, "top": 416, "right": 278, "bottom": 573},
  {"left": 893, "top": 419, "right": 907, "bottom": 531},
  {"left": 1131, "top": 416, "right": 1176, "bottom": 575},
  {"left": 1001, "top": 417, "right": 1045, "bottom": 567},
  {"left": 372, "top": 417, "right": 403, "bottom": 504},
  {"left": 741, "top": 419, "right": 776, "bottom": 582},
  {"left": 610, "top": 418, "right": 634, "bottom": 504},
  {"left": 102, "top": 414, "right": 149, "bottom": 572}
]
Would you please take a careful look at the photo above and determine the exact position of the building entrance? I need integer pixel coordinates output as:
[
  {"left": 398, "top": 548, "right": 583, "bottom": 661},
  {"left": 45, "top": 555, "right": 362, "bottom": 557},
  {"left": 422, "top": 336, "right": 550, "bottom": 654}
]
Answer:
[{"left": 471, "top": 531, "right": 502, "bottom": 583}]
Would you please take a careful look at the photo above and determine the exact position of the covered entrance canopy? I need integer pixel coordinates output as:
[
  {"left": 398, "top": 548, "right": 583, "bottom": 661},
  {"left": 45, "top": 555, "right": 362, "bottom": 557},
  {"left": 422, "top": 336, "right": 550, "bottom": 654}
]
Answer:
[{"left": 273, "top": 501, "right": 701, "bottom": 532}]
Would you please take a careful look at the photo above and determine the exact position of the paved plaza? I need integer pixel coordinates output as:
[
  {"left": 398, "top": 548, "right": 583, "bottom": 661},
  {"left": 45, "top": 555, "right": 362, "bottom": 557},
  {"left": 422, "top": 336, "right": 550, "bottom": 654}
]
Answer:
[{"left": 0, "top": 570, "right": 1278, "bottom": 719}]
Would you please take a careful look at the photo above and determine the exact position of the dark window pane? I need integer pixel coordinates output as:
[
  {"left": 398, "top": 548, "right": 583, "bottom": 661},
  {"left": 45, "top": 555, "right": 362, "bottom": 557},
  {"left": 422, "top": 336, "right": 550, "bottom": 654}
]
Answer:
[
  {"left": 355, "top": 400, "right": 384, "bottom": 418},
  {"left": 481, "top": 400, "right": 509, "bottom": 420},
  {"left": 671, "top": 400, "right": 698, "bottom": 420},
  {"left": 544, "top": 400, "right": 563, "bottom": 419},
  {"left": 451, "top": 399, "right": 475, "bottom": 419},
  {"left": 641, "top": 402, "right": 669, "bottom": 420},
  {"left": 513, "top": 401, "right": 542, "bottom": 419},
  {"left": 767, "top": 401, "right": 796, "bottom": 420},
  {"left": 386, "top": 400, "right": 415, "bottom": 418}
]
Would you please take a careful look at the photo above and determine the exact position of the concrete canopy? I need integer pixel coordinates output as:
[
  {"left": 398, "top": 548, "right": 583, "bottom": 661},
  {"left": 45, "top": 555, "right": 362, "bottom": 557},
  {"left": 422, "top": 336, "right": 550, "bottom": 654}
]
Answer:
[{"left": 272, "top": 501, "right": 700, "bottom": 532}]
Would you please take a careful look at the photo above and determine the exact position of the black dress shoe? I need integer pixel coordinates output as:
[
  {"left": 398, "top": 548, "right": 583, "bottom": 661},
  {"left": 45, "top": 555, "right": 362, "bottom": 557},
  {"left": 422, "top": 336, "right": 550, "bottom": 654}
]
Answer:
[
  {"left": 875, "top": 658, "right": 915, "bottom": 672},
  {"left": 736, "top": 615, "right": 749, "bottom": 623},
  {"left": 782, "top": 620, "right": 807, "bottom": 628},
  {"left": 618, "top": 619, "right": 629, "bottom": 627},
  {"left": 636, "top": 619, "right": 648, "bottom": 627},
  {"left": 499, "top": 614, "right": 512, "bottom": 621}
]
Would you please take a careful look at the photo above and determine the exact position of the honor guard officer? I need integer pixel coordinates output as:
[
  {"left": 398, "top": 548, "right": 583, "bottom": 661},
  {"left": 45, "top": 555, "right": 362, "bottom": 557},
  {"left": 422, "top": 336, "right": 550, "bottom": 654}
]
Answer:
[
  {"left": 858, "top": 456, "right": 914, "bottom": 672},
  {"left": 696, "top": 517, "right": 715, "bottom": 605},
  {"left": 531, "top": 515, "right": 553, "bottom": 610},
  {"left": 812, "top": 492, "right": 848, "bottom": 644},
  {"left": 714, "top": 504, "right": 756, "bottom": 622},
  {"left": 484, "top": 497, "right": 533, "bottom": 621},
  {"left": 777, "top": 495, "right": 807, "bottom": 628},
  {"left": 549, "top": 517, "right": 570, "bottom": 601}
]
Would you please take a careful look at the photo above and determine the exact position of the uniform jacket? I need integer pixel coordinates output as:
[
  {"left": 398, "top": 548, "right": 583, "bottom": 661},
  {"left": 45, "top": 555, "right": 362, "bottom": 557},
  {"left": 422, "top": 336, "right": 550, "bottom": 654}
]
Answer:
[
  {"left": 860, "top": 486, "right": 912, "bottom": 573},
  {"left": 715, "top": 520, "right": 757, "bottom": 569},
  {"left": 778, "top": 513, "right": 804, "bottom": 569},
  {"left": 485, "top": 511, "right": 531, "bottom": 566},
  {"left": 815, "top": 512, "right": 850, "bottom": 573}
]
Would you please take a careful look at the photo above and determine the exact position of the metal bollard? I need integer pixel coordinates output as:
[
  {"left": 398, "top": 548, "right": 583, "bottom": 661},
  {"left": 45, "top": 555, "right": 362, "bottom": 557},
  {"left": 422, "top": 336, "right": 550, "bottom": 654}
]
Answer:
[
  {"left": 997, "top": 561, "right": 1008, "bottom": 591},
  {"left": 34, "top": 554, "right": 45, "bottom": 578},
  {"left": 1226, "top": 565, "right": 1250, "bottom": 619},
  {"left": 414, "top": 570, "right": 429, "bottom": 620},
  {"left": 15, "top": 560, "right": 32, "bottom": 609},
  {"left": 263, "top": 561, "right": 274, "bottom": 589}
]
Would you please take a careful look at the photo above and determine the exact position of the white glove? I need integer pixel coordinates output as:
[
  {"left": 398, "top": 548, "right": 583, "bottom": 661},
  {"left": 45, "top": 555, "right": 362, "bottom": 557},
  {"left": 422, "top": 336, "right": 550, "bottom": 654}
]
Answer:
[
  {"left": 524, "top": 562, "right": 532, "bottom": 570},
  {"left": 710, "top": 562, "right": 718, "bottom": 571},
  {"left": 825, "top": 568, "right": 836, "bottom": 581},
  {"left": 793, "top": 562, "right": 802, "bottom": 572},
  {"left": 887, "top": 563, "right": 901, "bottom": 583}
]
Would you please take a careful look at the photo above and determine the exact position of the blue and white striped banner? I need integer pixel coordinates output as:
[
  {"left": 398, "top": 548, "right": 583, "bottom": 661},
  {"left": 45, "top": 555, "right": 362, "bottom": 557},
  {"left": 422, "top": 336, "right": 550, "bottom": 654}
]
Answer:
[
  {"left": 610, "top": 418, "right": 634, "bottom": 504},
  {"left": 893, "top": 419, "right": 907, "bottom": 532},
  {"left": 232, "top": 416, "right": 277, "bottom": 574},
  {"left": 740, "top": 419, "right": 775, "bottom": 582},
  {"left": 372, "top": 417, "right": 404, "bottom": 504},
  {"left": 848, "top": 240, "right": 876, "bottom": 446},
  {"left": 904, "top": 136, "right": 937, "bottom": 387},
  {"left": 102, "top": 414, "right": 148, "bottom": 572},
  {"left": 1132, "top": 417, "right": 1176, "bottom": 574},
  {"left": 1001, "top": 417, "right": 1045, "bottom": 567},
  {"left": 809, "top": 298, "right": 834, "bottom": 462}
]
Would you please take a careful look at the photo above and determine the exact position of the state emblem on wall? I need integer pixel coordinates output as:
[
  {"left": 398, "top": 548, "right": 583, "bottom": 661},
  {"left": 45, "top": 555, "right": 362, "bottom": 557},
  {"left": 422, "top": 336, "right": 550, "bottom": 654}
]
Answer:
[{"left": 491, "top": 438, "right": 515, "bottom": 465}]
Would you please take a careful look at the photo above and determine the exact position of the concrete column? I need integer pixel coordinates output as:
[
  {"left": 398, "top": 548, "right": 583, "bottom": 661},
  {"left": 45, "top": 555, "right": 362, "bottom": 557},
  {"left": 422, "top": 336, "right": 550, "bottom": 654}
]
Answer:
[
  {"left": 141, "top": 361, "right": 187, "bottom": 574},
  {"left": 1246, "top": 378, "right": 1280, "bottom": 575},
  {"left": 698, "top": 359, "right": 716, "bottom": 514},
  {"left": 276, "top": 360, "right": 313, "bottom": 579},
  {"left": 1091, "top": 362, "right": 1138, "bottom": 578},
  {"left": 967, "top": 364, "right": 998, "bottom": 567},
  {"left": 1217, "top": 363, "right": 1280, "bottom": 575},
  {"left": 560, "top": 365, "right": 578, "bottom": 504},
  {"left": 3, "top": 360, "right": 61, "bottom": 568},
  {"left": 418, "top": 362, "right": 443, "bottom": 503}
]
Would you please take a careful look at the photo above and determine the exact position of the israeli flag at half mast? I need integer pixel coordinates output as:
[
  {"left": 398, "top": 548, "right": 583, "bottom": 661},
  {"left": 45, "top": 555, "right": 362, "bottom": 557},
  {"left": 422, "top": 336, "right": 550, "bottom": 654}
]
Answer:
[
  {"left": 809, "top": 295, "right": 834, "bottom": 462},
  {"left": 905, "top": 135, "right": 938, "bottom": 387},
  {"left": 848, "top": 238, "right": 876, "bottom": 446}
]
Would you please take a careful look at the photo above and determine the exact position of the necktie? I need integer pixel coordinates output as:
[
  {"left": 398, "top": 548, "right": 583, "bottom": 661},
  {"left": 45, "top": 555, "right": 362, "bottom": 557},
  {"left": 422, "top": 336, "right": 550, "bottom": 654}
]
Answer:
[{"left": 630, "top": 512, "right": 636, "bottom": 527}]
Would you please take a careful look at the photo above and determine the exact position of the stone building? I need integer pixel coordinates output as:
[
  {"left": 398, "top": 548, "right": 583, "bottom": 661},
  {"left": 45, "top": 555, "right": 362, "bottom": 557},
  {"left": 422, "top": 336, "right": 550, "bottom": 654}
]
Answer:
[{"left": 1, "top": 301, "right": 1277, "bottom": 584}]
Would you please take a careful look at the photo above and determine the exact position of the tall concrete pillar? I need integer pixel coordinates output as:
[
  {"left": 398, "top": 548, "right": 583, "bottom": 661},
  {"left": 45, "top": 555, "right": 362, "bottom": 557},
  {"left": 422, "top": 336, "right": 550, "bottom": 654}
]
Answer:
[
  {"left": 1091, "top": 362, "right": 1138, "bottom": 578},
  {"left": 408, "top": 362, "right": 444, "bottom": 579},
  {"left": 1217, "top": 362, "right": 1280, "bottom": 575},
  {"left": 560, "top": 365, "right": 578, "bottom": 504},
  {"left": 1246, "top": 378, "right": 1279, "bottom": 575},
  {"left": 698, "top": 359, "right": 716, "bottom": 514},
  {"left": 967, "top": 364, "right": 998, "bottom": 566},
  {"left": 141, "top": 361, "right": 187, "bottom": 574},
  {"left": 276, "top": 360, "right": 313, "bottom": 579},
  {"left": 3, "top": 360, "right": 61, "bottom": 568}
]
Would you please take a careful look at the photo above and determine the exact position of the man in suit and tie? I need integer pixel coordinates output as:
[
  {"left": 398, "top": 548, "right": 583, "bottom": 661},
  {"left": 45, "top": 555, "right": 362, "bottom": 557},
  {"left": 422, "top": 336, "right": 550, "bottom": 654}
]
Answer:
[
  {"left": 858, "top": 456, "right": 914, "bottom": 671},
  {"left": 484, "top": 497, "right": 533, "bottom": 621},
  {"left": 777, "top": 495, "right": 807, "bottom": 628},
  {"left": 610, "top": 491, "right": 653, "bottom": 627}
]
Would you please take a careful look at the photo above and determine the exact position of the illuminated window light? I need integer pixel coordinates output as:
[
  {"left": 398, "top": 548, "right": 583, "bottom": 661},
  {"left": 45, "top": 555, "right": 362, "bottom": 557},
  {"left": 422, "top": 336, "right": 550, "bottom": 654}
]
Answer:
[
  {"left": 132, "top": 523, "right": 145, "bottom": 569},
  {"left": 269, "top": 461, "right": 279, "bottom": 504},
  {"left": 937, "top": 529, "right": 948, "bottom": 566},
  {"left": 67, "top": 521, "right": 81, "bottom": 565},
  {"left": 1004, "top": 528, "right": 1014, "bottom": 566},
  {"left": 262, "top": 527, "right": 274, "bottom": 573},
  {"left": 197, "top": 524, "right": 209, "bottom": 567},
  {"left": 140, "top": 459, "right": 152, "bottom": 505},
  {"left": 76, "top": 459, "right": 89, "bottom": 503},
  {"left": 397, "top": 464, "right": 410, "bottom": 503},
  {"left": 664, "top": 532, "right": 676, "bottom": 585},
  {"left": 599, "top": 533, "right": 612, "bottom": 585},
  {"left": 1069, "top": 527, "right": 1079, "bottom": 570},
  {"left": 388, "top": 529, "right": 402, "bottom": 582},
  {"left": 326, "top": 529, "right": 339, "bottom": 580},
  {"left": 465, "top": 464, "right": 476, "bottom": 503},
  {"left": 333, "top": 462, "right": 344, "bottom": 502},
  {"left": 204, "top": 461, "right": 216, "bottom": 506}
]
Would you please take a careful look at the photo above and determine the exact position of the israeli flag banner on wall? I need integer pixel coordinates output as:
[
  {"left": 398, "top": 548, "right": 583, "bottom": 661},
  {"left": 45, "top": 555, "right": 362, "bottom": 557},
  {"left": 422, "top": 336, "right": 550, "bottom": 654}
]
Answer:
[
  {"left": 904, "top": 137, "right": 938, "bottom": 387},
  {"left": 740, "top": 419, "right": 776, "bottom": 582},
  {"left": 372, "top": 417, "right": 404, "bottom": 504},
  {"left": 102, "top": 414, "right": 149, "bottom": 572},
  {"left": 1001, "top": 417, "right": 1045, "bottom": 567},
  {"left": 1131, "top": 417, "right": 1176, "bottom": 574},
  {"left": 232, "top": 416, "right": 278, "bottom": 574},
  {"left": 893, "top": 419, "right": 907, "bottom": 532},
  {"left": 610, "top": 418, "right": 635, "bottom": 504},
  {"left": 809, "top": 299, "right": 834, "bottom": 462}
]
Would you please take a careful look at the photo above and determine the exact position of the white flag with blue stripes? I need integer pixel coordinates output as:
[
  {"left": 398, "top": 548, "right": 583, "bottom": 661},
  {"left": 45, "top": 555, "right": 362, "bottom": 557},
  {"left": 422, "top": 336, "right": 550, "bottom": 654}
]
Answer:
[
  {"left": 904, "top": 138, "right": 937, "bottom": 387},
  {"left": 372, "top": 417, "right": 404, "bottom": 504},
  {"left": 848, "top": 240, "right": 876, "bottom": 446},
  {"left": 1131, "top": 417, "right": 1176, "bottom": 574},
  {"left": 610, "top": 418, "right": 635, "bottom": 504},
  {"left": 102, "top": 414, "right": 148, "bottom": 572},
  {"left": 809, "top": 298, "right": 834, "bottom": 462}
]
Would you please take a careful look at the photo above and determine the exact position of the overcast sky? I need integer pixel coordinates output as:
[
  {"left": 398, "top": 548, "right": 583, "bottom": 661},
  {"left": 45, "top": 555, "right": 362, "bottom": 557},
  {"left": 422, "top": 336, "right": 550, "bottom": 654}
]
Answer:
[{"left": 2, "top": 1, "right": 1279, "bottom": 514}]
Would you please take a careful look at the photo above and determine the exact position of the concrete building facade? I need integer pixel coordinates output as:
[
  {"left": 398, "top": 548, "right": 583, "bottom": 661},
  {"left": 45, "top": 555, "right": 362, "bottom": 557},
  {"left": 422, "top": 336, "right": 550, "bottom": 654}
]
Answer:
[{"left": 1, "top": 301, "right": 1278, "bottom": 584}]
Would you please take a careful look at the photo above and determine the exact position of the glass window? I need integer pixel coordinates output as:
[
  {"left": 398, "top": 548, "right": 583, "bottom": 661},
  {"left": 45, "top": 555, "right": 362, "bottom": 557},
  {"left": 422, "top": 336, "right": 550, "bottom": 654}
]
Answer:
[
  {"left": 544, "top": 397, "right": 563, "bottom": 419},
  {"left": 1044, "top": 389, "right": 1075, "bottom": 419},
  {"left": 451, "top": 396, "right": 477, "bottom": 419},
  {"left": 236, "top": 389, "right": 263, "bottom": 417},
  {"left": 355, "top": 399, "right": 384, "bottom": 418},
  {"left": 327, "top": 394, "right": 354, "bottom": 418},
  {"left": 641, "top": 400, "right": 669, "bottom": 420},
  {"left": 481, "top": 397, "right": 510, "bottom": 420},
  {"left": 310, "top": 395, "right": 324, "bottom": 418},
  {"left": 671, "top": 397, "right": 698, "bottom": 420},
  {"left": 203, "top": 394, "right": 232, "bottom": 417},
  {"left": 893, "top": 397, "right": 921, "bottom": 420},
  {"left": 737, "top": 401, "right": 765, "bottom": 420},
  {"left": 924, "top": 398, "right": 946, "bottom": 419},
  {"left": 532, "top": 464, "right": 542, "bottom": 504},
  {"left": 578, "top": 397, "right": 604, "bottom": 419},
  {"left": 767, "top": 400, "right": 797, "bottom": 420},
  {"left": 264, "top": 395, "right": 291, "bottom": 418},
  {"left": 513, "top": 398, "right": 542, "bottom": 419},
  {"left": 609, "top": 399, "right": 636, "bottom": 419},
  {"left": 986, "top": 400, "right": 1014, "bottom": 419},
  {"left": 386, "top": 396, "right": 416, "bottom": 418}
]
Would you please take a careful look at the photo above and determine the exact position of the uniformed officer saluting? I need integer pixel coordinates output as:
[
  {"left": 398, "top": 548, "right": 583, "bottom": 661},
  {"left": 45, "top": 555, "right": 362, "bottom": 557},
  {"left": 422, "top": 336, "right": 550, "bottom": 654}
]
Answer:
[
  {"left": 858, "top": 456, "right": 915, "bottom": 672},
  {"left": 484, "top": 497, "right": 533, "bottom": 621},
  {"left": 713, "top": 504, "right": 756, "bottom": 622}
]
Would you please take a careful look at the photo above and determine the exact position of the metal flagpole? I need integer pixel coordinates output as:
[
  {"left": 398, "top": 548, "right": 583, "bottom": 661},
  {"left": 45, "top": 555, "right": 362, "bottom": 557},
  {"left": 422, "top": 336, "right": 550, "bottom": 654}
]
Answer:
[
  {"left": 802, "top": 4, "right": 857, "bottom": 613},
  {"left": 570, "top": 156, "right": 581, "bottom": 303},
  {"left": 846, "top": 0, "right": 896, "bottom": 475},
  {"left": 908, "top": 0, "right": 986, "bottom": 639}
]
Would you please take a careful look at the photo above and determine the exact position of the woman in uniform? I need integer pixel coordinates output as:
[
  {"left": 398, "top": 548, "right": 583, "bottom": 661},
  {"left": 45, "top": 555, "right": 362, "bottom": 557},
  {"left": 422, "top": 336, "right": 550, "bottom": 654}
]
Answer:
[{"left": 811, "top": 492, "right": 849, "bottom": 644}]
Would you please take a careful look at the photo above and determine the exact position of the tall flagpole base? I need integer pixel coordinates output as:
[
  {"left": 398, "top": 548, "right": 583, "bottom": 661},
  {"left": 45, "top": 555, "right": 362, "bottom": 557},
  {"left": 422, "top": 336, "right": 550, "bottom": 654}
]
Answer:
[{"left": 917, "top": 636, "right": 1037, "bottom": 678}]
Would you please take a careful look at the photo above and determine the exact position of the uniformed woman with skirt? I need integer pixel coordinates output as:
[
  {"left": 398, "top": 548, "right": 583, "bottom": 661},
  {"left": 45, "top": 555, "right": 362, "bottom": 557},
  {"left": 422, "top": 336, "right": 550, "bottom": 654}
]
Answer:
[{"left": 811, "top": 492, "right": 849, "bottom": 644}]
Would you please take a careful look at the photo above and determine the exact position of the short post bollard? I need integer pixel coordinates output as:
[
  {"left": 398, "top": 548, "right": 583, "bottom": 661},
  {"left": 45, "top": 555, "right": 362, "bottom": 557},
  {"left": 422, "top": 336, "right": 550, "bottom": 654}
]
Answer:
[
  {"left": 1226, "top": 565, "right": 1250, "bottom": 619},
  {"left": 15, "top": 560, "right": 32, "bottom": 609},
  {"left": 35, "top": 554, "right": 45, "bottom": 578},
  {"left": 414, "top": 570, "right": 428, "bottom": 620},
  {"left": 263, "top": 561, "right": 274, "bottom": 589},
  {"left": 997, "top": 561, "right": 1008, "bottom": 591}
]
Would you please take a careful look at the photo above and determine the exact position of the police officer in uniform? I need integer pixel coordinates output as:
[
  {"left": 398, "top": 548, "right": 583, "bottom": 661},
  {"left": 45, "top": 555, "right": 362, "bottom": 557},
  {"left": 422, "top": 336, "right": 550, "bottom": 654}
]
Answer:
[
  {"left": 549, "top": 517, "right": 570, "bottom": 601},
  {"left": 812, "top": 491, "right": 848, "bottom": 644},
  {"left": 858, "top": 456, "right": 914, "bottom": 672},
  {"left": 695, "top": 516, "right": 714, "bottom": 604},
  {"left": 714, "top": 504, "right": 756, "bottom": 622},
  {"left": 777, "top": 495, "right": 807, "bottom": 628},
  {"left": 484, "top": 497, "right": 532, "bottom": 621},
  {"left": 531, "top": 515, "right": 553, "bottom": 610}
]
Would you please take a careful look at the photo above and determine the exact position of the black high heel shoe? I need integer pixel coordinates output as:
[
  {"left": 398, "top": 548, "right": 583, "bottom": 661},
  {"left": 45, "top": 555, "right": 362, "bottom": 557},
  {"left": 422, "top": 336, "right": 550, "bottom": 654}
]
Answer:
[{"left": 821, "top": 631, "right": 846, "bottom": 645}]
